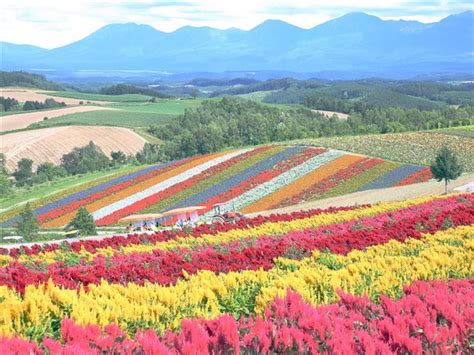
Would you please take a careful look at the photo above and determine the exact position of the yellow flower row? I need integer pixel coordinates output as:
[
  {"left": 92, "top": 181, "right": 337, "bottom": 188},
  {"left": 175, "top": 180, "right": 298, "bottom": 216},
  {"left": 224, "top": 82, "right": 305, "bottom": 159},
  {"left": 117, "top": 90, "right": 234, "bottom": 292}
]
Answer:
[
  {"left": 1, "top": 224, "right": 472, "bottom": 338},
  {"left": 3, "top": 194, "right": 452, "bottom": 266}
]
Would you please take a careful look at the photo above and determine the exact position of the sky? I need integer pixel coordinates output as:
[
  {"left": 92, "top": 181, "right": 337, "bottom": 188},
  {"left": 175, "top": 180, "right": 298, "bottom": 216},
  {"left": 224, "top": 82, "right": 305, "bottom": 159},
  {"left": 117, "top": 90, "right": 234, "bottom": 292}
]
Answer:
[{"left": 1, "top": 0, "right": 473, "bottom": 48}]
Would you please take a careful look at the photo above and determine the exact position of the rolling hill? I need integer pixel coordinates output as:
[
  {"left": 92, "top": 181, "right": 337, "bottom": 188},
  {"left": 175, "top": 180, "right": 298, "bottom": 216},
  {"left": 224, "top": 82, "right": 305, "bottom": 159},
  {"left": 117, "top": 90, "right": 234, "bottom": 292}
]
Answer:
[
  {"left": 0, "top": 145, "right": 432, "bottom": 228},
  {"left": 1, "top": 11, "right": 473, "bottom": 77},
  {"left": 0, "top": 126, "right": 147, "bottom": 172}
]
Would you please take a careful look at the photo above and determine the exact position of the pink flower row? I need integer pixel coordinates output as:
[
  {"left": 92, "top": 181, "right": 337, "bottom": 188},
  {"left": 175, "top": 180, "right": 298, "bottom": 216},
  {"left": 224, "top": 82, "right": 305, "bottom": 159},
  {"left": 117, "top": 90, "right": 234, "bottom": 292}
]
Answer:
[{"left": 2, "top": 278, "right": 472, "bottom": 354}]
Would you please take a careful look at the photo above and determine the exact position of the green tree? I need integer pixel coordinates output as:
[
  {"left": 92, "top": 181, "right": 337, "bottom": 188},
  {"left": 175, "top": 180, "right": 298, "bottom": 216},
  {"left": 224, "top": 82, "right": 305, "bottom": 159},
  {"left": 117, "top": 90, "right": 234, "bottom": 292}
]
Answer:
[
  {"left": 136, "top": 143, "right": 162, "bottom": 164},
  {"left": 12, "top": 158, "right": 33, "bottom": 186},
  {"left": 16, "top": 203, "right": 39, "bottom": 241},
  {"left": 69, "top": 207, "right": 97, "bottom": 236},
  {"left": 0, "top": 175, "right": 12, "bottom": 196},
  {"left": 36, "top": 162, "right": 66, "bottom": 181},
  {"left": 61, "top": 141, "right": 110, "bottom": 175},
  {"left": 430, "top": 146, "right": 463, "bottom": 194},
  {"left": 111, "top": 151, "right": 127, "bottom": 165}
]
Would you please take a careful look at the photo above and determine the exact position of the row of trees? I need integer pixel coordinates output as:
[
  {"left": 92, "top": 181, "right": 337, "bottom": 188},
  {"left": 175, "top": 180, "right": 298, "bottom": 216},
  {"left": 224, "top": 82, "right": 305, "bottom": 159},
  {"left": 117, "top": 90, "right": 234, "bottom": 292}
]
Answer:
[
  {"left": 148, "top": 97, "right": 473, "bottom": 160},
  {"left": 16, "top": 204, "right": 96, "bottom": 241},
  {"left": 5, "top": 141, "right": 161, "bottom": 190},
  {"left": 0, "top": 96, "right": 66, "bottom": 112}
]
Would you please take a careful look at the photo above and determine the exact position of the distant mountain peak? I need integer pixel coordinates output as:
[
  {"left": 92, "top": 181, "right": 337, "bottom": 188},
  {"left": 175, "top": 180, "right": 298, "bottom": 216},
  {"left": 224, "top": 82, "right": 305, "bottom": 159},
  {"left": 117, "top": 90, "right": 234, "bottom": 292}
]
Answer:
[
  {"left": 251, "top": 19, "right": 303, "bottom": 32},
  {"left": 2, "top": 11, "right": 472, "bottom": 77}
]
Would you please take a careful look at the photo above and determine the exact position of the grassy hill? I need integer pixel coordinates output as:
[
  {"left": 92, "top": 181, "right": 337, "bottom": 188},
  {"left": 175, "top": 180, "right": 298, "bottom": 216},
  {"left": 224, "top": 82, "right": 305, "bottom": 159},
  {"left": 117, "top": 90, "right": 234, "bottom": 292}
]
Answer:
[{"left": 28, "top": 100, "right": 204, "bottom": 129}]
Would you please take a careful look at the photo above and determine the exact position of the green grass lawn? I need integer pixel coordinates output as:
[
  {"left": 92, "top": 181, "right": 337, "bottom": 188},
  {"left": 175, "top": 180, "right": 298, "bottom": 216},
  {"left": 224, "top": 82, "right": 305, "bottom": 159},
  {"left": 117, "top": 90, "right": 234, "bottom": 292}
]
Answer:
[
  {"left": 0, "top": 165, "right": 141, "bottom": 212},
  {"left": 42, "top": 91, "right": 153, "bottom": 102}
]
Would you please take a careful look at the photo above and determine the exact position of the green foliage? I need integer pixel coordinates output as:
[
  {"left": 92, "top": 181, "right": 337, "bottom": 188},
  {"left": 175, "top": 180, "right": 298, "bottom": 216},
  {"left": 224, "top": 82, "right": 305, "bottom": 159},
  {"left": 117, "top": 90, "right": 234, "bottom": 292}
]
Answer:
[
  {"left": 99, "top": 84, "right": 168, "bottom": 98},
  {"left": 0, "top": 174, "right": 12, "bottom": 196},
  {"left": 16, "top": 203, "right": 39, "bottom": 241},
  {"left": 152, "top": 97, "right": 334, "bottom": 159},
  {"left": 110, "top": 151, "right": 127, "bottom": 165},
  {"left": 69, "top": 207, "right": 97, "bottom": 236},
  {"left": 0, "top": 71, "right": 62, "bottom": 90},
  {"left": 12, "top": 158, "right": 33, "bottom": 186},
  {"left": 36, "top": 162, "right": 67, "bottom": 181},
  {"left": 430, "top": 146, "right": 463, "bottom": 194},
  {"left": 23, "top": 98, "right": 65, "bottom": 111},
  {"left": 61, "top": 141, "right": 110, "bottom": 175},
  {"left": 135, "top": 143, "right": 164, "bottom": 164},
  {"left": 0, "top": 97, "right": 19, "bottom": 111}
]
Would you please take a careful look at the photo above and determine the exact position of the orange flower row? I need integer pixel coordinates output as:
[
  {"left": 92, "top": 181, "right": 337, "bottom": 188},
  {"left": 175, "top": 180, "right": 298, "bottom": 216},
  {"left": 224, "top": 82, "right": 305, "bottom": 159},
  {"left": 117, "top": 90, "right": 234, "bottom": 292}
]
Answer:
[{"left": 43, "top": 152, "right": 229, "bottom": 227}]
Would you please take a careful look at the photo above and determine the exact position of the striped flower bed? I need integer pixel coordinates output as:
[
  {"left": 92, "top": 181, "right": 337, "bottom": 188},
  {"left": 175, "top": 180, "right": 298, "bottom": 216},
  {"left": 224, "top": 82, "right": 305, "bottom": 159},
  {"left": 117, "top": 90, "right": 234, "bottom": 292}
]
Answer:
[{"left": 0, "top": 145, "right": 432, "bottom": 227}]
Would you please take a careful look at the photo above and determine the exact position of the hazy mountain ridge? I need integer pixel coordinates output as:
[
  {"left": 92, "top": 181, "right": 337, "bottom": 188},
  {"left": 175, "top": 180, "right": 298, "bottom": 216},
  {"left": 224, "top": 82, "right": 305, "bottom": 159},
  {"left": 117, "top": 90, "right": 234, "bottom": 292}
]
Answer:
[{"left": 1, "top": 11, "right": 473, "bottom": 78}]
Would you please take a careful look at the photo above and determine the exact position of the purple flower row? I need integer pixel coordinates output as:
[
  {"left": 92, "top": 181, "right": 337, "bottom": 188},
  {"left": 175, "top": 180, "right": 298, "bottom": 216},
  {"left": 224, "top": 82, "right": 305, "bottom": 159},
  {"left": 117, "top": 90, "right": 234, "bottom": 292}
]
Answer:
[
  {"left": 1, "top": 161, "right": 175, "bottom": 227},
  {"left": 359, "top": 164, "right": 423, "bottom": 191},
  {"left": 166, "top": 146, "right": 304, "bottom": 212}
]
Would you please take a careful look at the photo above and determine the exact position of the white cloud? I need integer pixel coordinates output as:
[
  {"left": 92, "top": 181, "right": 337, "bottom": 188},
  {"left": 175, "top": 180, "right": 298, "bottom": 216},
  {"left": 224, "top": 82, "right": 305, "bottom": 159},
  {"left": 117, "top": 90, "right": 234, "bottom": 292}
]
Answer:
[{"left": 1, "top": 0, "right": 472, "bottom": 48}]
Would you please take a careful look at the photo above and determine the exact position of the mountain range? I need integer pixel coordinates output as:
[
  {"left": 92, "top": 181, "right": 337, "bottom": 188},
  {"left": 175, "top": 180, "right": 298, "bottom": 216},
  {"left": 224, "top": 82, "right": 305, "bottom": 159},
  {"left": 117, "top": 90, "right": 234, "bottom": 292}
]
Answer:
[{"left": 1, "top": 11, "right": 473, "bottom": 78}]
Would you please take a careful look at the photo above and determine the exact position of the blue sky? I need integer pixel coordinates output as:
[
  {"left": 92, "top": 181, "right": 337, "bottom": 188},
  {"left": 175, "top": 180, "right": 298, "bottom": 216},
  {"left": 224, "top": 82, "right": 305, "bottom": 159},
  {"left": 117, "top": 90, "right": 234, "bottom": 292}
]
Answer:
[{"left": 2, "top": 0, "right": 473, "bottom": 48}]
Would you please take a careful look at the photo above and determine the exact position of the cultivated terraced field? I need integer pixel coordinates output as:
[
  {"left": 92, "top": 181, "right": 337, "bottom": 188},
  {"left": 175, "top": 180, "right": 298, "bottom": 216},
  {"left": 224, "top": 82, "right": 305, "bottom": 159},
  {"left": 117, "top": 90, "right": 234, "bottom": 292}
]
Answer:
[
  {"left": 0, "top": 193, "right": 472, "bottom": 352},
  {"left": 1, "top": 126, "right": 146, "bottom": 171},
  {"left": 295, "top": 130, "right": 474, "bottom": 171},
  {"left": 0, "top": 145, "right": 432, "bottom": 227}
]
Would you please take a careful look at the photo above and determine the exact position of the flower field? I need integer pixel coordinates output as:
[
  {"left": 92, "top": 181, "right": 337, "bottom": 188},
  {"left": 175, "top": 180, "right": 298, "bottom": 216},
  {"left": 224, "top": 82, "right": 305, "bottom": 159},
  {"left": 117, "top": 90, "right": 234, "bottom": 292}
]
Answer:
[
  {"left": 0, "top": 145, "right": 432, "bottom": 227},
  {"left": 294, "top": 131, "right": 474, "bottom": 171},
  {"left": 0, "top": 193, "right": 473, "bottom": 353}
]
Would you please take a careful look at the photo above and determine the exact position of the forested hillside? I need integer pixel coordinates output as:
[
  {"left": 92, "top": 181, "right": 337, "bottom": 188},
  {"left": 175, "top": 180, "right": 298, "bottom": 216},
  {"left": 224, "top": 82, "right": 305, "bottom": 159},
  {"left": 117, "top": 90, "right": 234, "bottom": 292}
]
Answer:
[{"left": 149, "top": 97, "right": 473, "bottom": 160}]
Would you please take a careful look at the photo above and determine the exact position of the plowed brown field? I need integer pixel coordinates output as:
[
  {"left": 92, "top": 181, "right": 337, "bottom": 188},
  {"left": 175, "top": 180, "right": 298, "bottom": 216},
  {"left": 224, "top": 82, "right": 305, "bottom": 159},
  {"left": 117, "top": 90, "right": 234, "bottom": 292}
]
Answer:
[{"left": 1, "top": 126, "right": 146, "bottom": 171}]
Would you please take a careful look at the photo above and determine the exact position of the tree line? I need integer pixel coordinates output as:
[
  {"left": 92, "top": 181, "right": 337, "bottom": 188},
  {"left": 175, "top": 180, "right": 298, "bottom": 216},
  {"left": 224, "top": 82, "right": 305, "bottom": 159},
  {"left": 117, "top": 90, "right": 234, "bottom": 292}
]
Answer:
[
  {"left": 1, "top": 141, "right": 161, "bottom": 193},
  {"left": 148, "top": 97, "right": 473, "bottom": 160},
  {"left": 0, "top": 97, "right": 66, "bottom": 112}
]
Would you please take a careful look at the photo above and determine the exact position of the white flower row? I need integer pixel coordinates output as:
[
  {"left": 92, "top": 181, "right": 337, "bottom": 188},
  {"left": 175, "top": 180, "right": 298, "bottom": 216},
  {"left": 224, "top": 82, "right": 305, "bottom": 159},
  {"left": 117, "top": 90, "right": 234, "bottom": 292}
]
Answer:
[
  {"left": 207, "top": 150, "right": 343, "bottom": 215},
  {"left": 92, "top": 149, "right": 251, "bottom": 221}
]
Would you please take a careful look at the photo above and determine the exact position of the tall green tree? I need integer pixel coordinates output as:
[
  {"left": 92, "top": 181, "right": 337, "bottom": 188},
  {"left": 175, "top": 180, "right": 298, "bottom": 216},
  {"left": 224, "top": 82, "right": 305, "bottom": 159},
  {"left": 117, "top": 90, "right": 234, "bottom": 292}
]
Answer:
[
  {"left": 61, "top": 141, "right": 110, "bottom": 175},
  {"left": 12, "top": 158, "right": 33, "bottom": 186},
  {"left": 69, "top": 207, "right": 97, "bottom": 236},
  {"left": 17, "top": 203, "right": 39, "bottom": 241},
  {"left": 430, "top": 146, "right": 463, "bottom": 194}
]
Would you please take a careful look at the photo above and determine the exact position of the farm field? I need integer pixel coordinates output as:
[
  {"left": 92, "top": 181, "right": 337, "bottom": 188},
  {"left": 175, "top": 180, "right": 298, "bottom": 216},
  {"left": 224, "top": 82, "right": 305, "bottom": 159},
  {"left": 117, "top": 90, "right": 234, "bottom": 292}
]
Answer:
[
  {"left": 40, "top": 91, "right": 153, "bottom": 102},
  {"left": 28, "top": 100, "right": 202, "bottom": 129},
  {"left": 0, "top": 88, "right": 111, "bottom": 105},
  {"left": 0, "top": 106, "right": 116, "bottom": 132},
  {"left": 0, "top": 126, "right": 146, "bottom": 172},
  {"left": 0, "top": 193, "right": 472, "bottom": 352},
  {"left": 434, "top": 124, "right": 474, "bottom": 138},
  {"left": 0, "top": 145, "right": 432, "bottom": 228},
  {"left": 293, "top": 130, "right": 474, "bottom": 171}
]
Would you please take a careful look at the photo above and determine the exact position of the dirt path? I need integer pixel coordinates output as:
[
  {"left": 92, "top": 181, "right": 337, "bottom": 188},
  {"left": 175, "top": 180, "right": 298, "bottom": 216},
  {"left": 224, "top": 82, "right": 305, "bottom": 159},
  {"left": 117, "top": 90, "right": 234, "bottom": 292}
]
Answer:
[
  {"left": 1, "top": 88, "right": 111, "bottom": 105},
  {"left": 247, "top": 173, "right": 474, "bottom": 217},
  {"left": 0, "top": 106, "right": 116, "bottom": 132}
]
